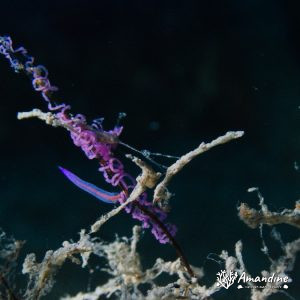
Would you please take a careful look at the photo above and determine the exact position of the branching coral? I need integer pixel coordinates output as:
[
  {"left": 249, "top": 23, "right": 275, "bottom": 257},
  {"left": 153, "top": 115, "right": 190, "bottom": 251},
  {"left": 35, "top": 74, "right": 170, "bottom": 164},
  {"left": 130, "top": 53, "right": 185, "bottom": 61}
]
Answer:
[
  {"left": 235, "top": 188, "right": 300, "bottom": 299},
  {"left": 22, "top": 230, "right": 95, "bottom": 299},
  {"left": 217, "top": 238, "right": 299, "bottom": 300},
  {"left": 60, "top": 226, "right": 205, "bottom": 300},
  {"left": 15, "top": 110, "right": 246, "bottom": 299},
  {"left": 0, "top": 230, "right": 24, "bottom": 300},
  {"left": 239, "top": 188, "right": 300, "bottom": 229},
  {"left": 17, "top": 108, "right": 244, "bottom": 279},
  {"left": 1, "top": 36, "right": 299, "bottom": 300}
]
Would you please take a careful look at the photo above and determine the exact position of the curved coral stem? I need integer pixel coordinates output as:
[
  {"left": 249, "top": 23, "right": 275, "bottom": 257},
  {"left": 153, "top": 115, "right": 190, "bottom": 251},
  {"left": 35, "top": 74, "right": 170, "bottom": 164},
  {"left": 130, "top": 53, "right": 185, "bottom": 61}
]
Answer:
[
  {"left": 117, "top": 178, "right": 195, "bottom": 278},
  {"left": 135, "top": 202, "right": 195, "bottom": 278}
]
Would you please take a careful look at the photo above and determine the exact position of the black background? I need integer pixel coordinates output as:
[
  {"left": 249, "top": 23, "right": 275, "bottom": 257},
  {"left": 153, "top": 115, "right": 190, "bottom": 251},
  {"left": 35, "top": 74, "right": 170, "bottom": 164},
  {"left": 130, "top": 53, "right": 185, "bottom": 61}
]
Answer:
[{"left": 0, "top": 0, "right": 299, "bottom": 299}]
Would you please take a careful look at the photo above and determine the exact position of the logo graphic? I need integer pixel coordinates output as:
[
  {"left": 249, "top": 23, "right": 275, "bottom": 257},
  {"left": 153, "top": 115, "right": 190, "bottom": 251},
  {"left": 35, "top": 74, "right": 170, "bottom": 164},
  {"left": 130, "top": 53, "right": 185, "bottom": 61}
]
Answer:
[
  {"left": 216, "top": 270, "right": 238, "bottom": 289},
  {"left": 216, "top": 270, "right": 290, "bottom": 290}
]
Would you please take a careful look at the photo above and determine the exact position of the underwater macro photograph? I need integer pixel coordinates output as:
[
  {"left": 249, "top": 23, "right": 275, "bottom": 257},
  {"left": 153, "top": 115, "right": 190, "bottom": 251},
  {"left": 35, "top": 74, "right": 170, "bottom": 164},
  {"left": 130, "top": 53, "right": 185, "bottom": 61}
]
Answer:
[{"left": 0, "top": 0, "right": 300, "bottom": 299}]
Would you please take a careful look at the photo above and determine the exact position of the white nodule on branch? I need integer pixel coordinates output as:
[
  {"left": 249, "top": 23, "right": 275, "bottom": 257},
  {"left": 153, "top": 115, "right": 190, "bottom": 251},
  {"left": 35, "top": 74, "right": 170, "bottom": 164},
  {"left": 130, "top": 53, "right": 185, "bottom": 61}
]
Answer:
[{"left": 126, "top": 154, "right": 162, "bottom": 189}]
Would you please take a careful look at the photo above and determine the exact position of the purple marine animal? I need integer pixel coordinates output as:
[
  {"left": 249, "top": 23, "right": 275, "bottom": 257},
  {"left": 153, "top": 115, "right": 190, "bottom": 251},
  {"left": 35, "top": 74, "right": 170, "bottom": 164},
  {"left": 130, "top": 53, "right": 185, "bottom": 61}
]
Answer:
[{"left": 0, "top": 35, "right": 196, "bottom": 277}]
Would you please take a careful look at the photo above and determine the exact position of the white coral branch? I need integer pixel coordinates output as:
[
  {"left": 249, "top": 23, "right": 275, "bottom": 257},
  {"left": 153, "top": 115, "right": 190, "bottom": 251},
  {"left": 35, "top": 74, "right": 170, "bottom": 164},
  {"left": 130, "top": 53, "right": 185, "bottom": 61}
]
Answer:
[{"left": 154, "top": 131, "right": 244, "bottom": 203}]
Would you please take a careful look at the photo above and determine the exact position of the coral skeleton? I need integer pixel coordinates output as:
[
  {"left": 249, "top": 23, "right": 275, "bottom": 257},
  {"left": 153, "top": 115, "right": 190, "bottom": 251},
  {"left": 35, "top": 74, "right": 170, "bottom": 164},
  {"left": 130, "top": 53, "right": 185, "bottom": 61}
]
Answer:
[
  {"left": 239, "top": 188, "right": 300, "bottom": 229},
  {"left": 0, "top": 36, "right": 299, "bottom": 300}
]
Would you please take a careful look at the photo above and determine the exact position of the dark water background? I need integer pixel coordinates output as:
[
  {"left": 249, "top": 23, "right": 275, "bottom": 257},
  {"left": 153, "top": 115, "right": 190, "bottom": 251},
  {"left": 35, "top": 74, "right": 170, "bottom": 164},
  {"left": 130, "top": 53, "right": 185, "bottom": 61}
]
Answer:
[{"left": 0, "top": 1, "right": 299, "bottom": 299}]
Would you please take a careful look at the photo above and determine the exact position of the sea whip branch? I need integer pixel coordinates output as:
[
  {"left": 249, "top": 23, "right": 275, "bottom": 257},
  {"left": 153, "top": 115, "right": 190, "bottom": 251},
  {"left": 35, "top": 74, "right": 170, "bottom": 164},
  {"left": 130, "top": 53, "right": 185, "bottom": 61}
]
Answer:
[
  {"left": 2, "top": 36, "right": 244, "bottom": 281},
  {"left": 18, "top": 110, "right": 244, "bottom": 278}
]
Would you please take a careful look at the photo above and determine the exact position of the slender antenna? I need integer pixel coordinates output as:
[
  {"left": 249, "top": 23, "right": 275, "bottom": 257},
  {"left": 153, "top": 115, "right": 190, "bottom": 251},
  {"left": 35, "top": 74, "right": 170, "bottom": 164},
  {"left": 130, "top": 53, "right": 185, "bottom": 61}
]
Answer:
[
  {"left": 119, "top": 141, "right": 168, "bottom": 170},
  {"left": 143, "top": 151, "right": 180, "bottom": 160},
  {"left": 116, "top": 112, "right": 127, "bottom": 127}
]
